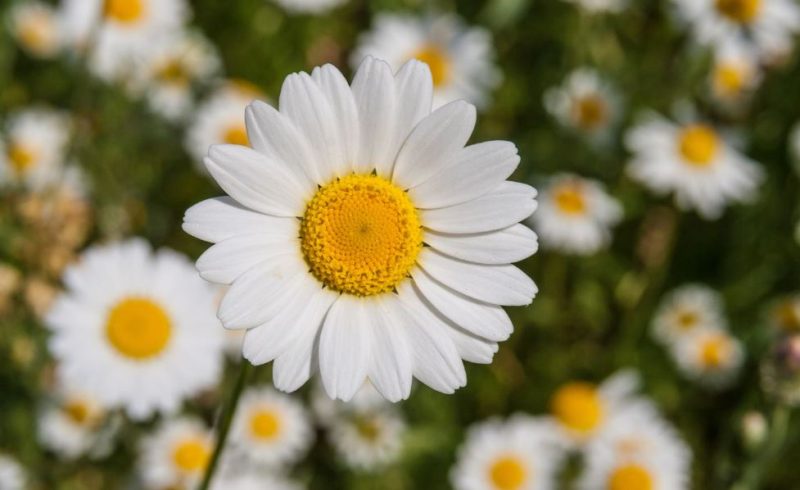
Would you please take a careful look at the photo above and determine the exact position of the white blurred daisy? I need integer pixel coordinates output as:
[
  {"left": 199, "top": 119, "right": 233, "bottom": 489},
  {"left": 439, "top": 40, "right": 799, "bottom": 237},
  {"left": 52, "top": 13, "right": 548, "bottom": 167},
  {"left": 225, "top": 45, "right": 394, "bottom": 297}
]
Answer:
[
  {"left": 672, "top": 0, "right": 800, "bottom": 61},
  {"left": 451, "top": 415, "right": 565, "bottom": 490},
  {"left": 544, "top": 68, "right": 622, "bottom": 142},
  {"left": 46, "top": 238, "right": 225, "bottom": 420},
  {"left": 139, "top": 417, "right": 212, "bottom": 489},
  {"left": 229, "top": 386, "right": 313, "bottom": 466},
  {"left": 329, "top": 406, "right": 406, "bottom": 471},
  {"left": 0, "top": 107, "right": 70, "bottom": 191},
  {"left": 7, "top": 1, "right": 61, "bottom": 58},
  {"left": 578, "top": 403, "right": 691, "bottom": 490},
  {"left": 531, "top": 173, "right": 621, "bottom": 255},
  {"left": 311, "top": 381, "right": 389, "bottom": 427},
  {"left": 183, "top": 57, "right": 538, "bottom": 402},
  {"left": 351, "top": 14, "right": 500, "bottom": 108},
  {"left": 133, "top": 30, "right": 221, "bottom": 121},
  {"left": 561, "top": 0, "right": 627, "bottom": 14},
  {"left": 652, "top": 284, "right": 726, "bottom": 346},
  {"left": 0, "top": 455, "right": 26, "bottom": 490},
  {"left": 673, "top": 327, "right": 744, "bottom": 388},
  {"left": 710, "top": 40, "right": 762, "bottom": 104},
  {"left": 271, "top": 0, "right": 347, "bottom": 14},
  {"left": 212, "top": 469, "right": 302, "bottom": 490},
  {"left": 37, "top": 388, "right": 111, "bottom": 459},
  {"left": 625, "top": 113, "right": 764, "bottom": 219},
  {"left": 185, "top": 80, "right": 264, "bottom": 168},
  {"left": 548, "top": 371, "right": 643, "bottom": 445},
  {"left": 59, "top": 0, "right": 189, "bottom": 81}
]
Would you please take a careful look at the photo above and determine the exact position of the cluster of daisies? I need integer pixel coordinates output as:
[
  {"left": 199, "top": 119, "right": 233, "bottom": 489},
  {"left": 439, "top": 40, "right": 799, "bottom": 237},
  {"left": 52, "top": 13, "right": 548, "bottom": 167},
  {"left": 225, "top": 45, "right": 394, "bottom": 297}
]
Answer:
[
  {"left": 652, "top": 284, "right": 745, "bottom": 388},
  {"left": 452, "top": 371, "right": 691, "bottom": 490}
]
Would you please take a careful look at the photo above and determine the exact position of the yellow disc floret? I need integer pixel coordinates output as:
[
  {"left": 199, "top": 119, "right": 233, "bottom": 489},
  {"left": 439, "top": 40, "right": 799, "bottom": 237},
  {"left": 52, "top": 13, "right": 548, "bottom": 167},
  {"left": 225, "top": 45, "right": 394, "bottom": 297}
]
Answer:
[
  {"left": 678, "top": 124, "right": 720, "bottom": 167},
  {"left": 104, "top": 0, "right": 145, "bottom": 24},
  {"left": 552, "top": 181, "right": 587, "bottom": 216},
  {"left": 551, "top": 382, "right": 604, "bottom": 433},
  {"left": 608, "top": 463, "right": 654, "bottom": 490},
  {"left": 172, "top": 438, "right": 210, "bottom": 473},
  {"left": 300, "top": 174, "right": 423, "bottom": 297},
  {"left": 715, "top": 0, "right": 762, "bottom": 24},
  {"left": 106, "top": 297, "right": 172, "bottom": 360},
  {"left": 7, "top": 143, "right": 37, "bottom": 175},
  {"left": 700, "top": 333, "right": 732, "bottom": 369},
  {"left": 249, "top": 408, "right": 282, "bottom": 441},
  {"left": 222, "top": 124, "right": 249, "bottom": 146},
  {"left": 489, "top": 455, "right": 528, "bottom": 490},
  {"left": 573, "top": 95, "right": 608, "bottom": 131},
  {"left": 411, "top": 44, "right": 451, "bottom": 87}
]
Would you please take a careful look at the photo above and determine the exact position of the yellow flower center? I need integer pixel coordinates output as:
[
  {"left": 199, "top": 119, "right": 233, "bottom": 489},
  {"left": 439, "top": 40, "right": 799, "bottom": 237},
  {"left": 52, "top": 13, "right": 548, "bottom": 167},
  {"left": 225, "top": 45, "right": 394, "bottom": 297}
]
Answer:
[
  {"left": 300, "top": 174, "right": 423, "bottom": 297},
  {"left": 573, "top": 95, "right": 608, "bottom": 131},
  {"left": 105, "top": 297, "right": 172, "bottom": 360},
  {"left": 249, "top": 408, "right": 282, "bottom": 441},
  {"left": 64, "top": 400, "right": 92, "bottom": 425},
  {"left": 104, "top": 0, "right": 145, "bottom": 24},
  {"left": 18, "top": 15, "right": 53, "bottom": 52},
  {"left": 222, "top": 124, "right": 249, "bottom": 146},
  {"left": 608, "top": 464, "right": 654, "bottom": 490},
  {"left": 700, "top": 334, "right": 731, "bottom": 369},
  {"left": 552, "top": 182, "right": 587, "bottom": 215},
  {"left": 411, "top": 44, "right": 451, "bottom": 87},
  {"left": 715, "top": 0, "right": 762, "bottom": 24},
  {"left": 172, "top": 438, "right": 210, "bottom": 473},
  {"left": 551, "top": 382, "right": 604, "bottom": 433},
  {"left": 7, "top": 143, "right": 37, "bottom": 175},
  {"left": 156, "top": 59, "right": 190, "bottom": 86},
  {"left": 355, "top": 416, "right": 381, "bottom": 441},
  {"left": 489, "top": 455, "right": 528, "bottom": 490},
  {"left": 714, "top": 63, "right": 746, "bottom": 96},
  {"left": 775, "top": 301, "right": 800, "bottom": 331},
  {"left": 678, "top": 125, "right": 719, "bottom": 167},
  {"left": 676, "top": 309, "right": 699, "bottom": 331}
]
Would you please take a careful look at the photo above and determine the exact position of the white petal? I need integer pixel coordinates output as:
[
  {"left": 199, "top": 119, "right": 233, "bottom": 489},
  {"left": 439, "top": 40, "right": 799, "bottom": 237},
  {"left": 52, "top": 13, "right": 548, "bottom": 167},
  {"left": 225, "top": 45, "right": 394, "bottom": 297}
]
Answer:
[
  {"left": 242, "top": 292, "right": 312, "bottom": 365},
  {"left": 351, "top": 57, "right": 398, "bottom": 176},
  {"left": 424, "top": 224, "right": 538, "bottom": 265},
  {"left": 244, "top": 100, "right": 320, "bottom": 189},
  {"left": 422, "top": 181, "right": 537, "bottom": 234},
  {"left": 272, "top": 289, "right": 339, "bottom": 392},
  {"left": 392, "top": 100, "right": 476, "bottom": 189},
  {"left": 183, "top": 197, "right": 292, "bottom": 244},
  {"left": 448, "top": 326, "right": 499, "bottom": 364},
  {"left": 393, "top": 59, "right": 433, "bottom": 151},
  {"left": 204, "top": 145, "right": 307, "bottom": 217},
  {"left": 418, "top": 248, "right": 537, "bottom": 306},
  {"left": 319, "top": 296, "right": 372, "bottom": 401},
  {"left": 311, "top": 64, "right": 360, "bottom": 177},
  {"left": 279, "top": 72, "right": 342, "bottom": 184},
  {"left": 411, "top": 269, "right": 512, "bottom": 341},
  {"left": 367, "top": 296, "right": 413, "bottom": 402},
  {"left": 410, "top": 141, "right": 520, "bottom": 209},
  {"left": 196, "top": 232, "right": 298, "bottom": 284}
]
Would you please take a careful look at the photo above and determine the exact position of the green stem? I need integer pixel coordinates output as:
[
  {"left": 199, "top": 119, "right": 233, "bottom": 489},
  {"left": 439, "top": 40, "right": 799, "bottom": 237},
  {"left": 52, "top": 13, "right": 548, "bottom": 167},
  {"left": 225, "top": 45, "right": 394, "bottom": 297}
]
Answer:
[
  {"left": 198, "top": 361, "right": 253, "bottom": 490},
  {"left": 735, "top": 406, "right": 791, "bottom": 490}
]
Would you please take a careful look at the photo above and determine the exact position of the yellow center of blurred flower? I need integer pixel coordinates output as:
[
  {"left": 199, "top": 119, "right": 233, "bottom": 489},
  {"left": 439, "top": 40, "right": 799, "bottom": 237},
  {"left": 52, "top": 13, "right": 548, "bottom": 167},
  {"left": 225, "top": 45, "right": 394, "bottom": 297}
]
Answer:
[
  {"left": 489, "top": 455, "right": 527, "bottom": 490},
  {"left": 573, "top": 95, "right": 608, "bottom": 130},
  {"left": 552, "top": 182, "right": 587, "bottom": 215},
  {"left": 222, "top": 124, "right": 249, "bottom": 146},
  {"left": 608, "top": 464, "right": 654, "bottom": 490},
  {"left": 551, "top": 382, "right": 604, "bottom": 433},
  {"left": 355, "top": 416, "right": 381, "bottom": 441},
  {"left": 714, "top": 63, "right": 746, "bottom": 96},
  {"left": 300, "top": 174, "right": 423, "bottom": 297},
  {"left": 715, "top": 0, "right": 762, "bottom": 24},
  {"left": 676, "top": 309, "right": 699, "bottom": 330},
  {"left": 412, "top": 44, "right": 451, "bottom": 87},
  {"left": 104, "top": 0, "right": 145, "bottom": 24},
  {"left": 18, "top": 15, "right": 53, "bottom": 53},
  {"left": 249, "top": 408, "right": 282, "bottom": 440},
  {"left": 7, "top": 143, "right": 38, "bottom": 175},
  {"left": 157, "top": 59, "right": 190, "bottom": 86},
  {"left": 227, "top": 79, "right": 263, "bottom": 98},
  {"left": 172, "top": 438, "right": 210, "bottom": 473},
  {"left": 105, "top": 297, "right": 171, "bottom": 359},
  {"left": 701, "top": 334, "right": 731, "bottom": 369},
  {"left": 678, "top": 125, "right": 719, "bottom": 167},
  {"left": 64, "top": 400, "right": 92, "bottom": 425},
  {"left": 775, "top": 301, "right": 800, "bottom": 331}
]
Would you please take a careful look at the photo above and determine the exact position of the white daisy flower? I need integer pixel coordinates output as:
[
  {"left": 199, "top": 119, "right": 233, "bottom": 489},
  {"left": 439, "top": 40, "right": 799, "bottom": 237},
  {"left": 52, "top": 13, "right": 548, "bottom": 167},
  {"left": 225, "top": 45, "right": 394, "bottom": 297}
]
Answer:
[
  {"left": 561, "top": 0, "right": 627, "bottom": 13},
  {"left": 672, "top": 0, "right": 800, "bottom": 61},
  {"left": 351, "top": 14, "right": 501, "bottom": 108},
  {"left": 0, "top": 455, "right": 26, "bottom": 490},
  {"left": 132, "top": 30, "right": 221, "bottom": 121},
  {"left": 311, "top": 381, "right": 389, "bottom": 427},
  {"left": 139, "top": 417, "right": 213, "bottom": 489},
  {"left": 271, "top": 0, "right": 347, "bottom": 14},
  {"left": 45, "top": 238, "right": 225, "bottom": 420},
  {"left": 544, "top": 68, "right": 622, "bottom": 143},
  {"left": 652, "top": 284, "right": 726, "bottom": 346},
  {"left": 673, "top": 327, "right": 744, "bottom": 388},
  {"left": 329, "top": 406, "right": 406, "bottom": 471},
  {"left": 0, "top": 107, "right": 70, "bottom": 191},
  {"left": 531, "top": 173, "right": 621, "bottom": 256},
  {"left": 578, "top": 403, "right": 691, "bottom": 490},
  {"left": 59, "top": 0, "right": 189, "bottom": 81},
  {"left": 212, "top": 469, "right": 302, "bottom": 490},
  {"left": 185, "top": 80, "right": 264, "bottom": 169},
  {"left": 451, "top": 415, "right": 565, "bottom": 490},
  {"left": 710, "top": 40, "right": 762, "bottom": 104},
  {"left": 625, "top": 113, "right": 764, "bottom": 220},
  {"left": 37, "top": 387, "right": 111, "bottom": 459},
  {"left": 548, "top": 371, "right": 643, "bottom": 445},
  {"left": 229, "top": 386, "right": 313, "bottom": 467},
  {"left": 7, "top": 1, "right": 61, "bottom": 58},
  {"left": 183, "top": 57, "right": 538, "bottom": 402}
]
